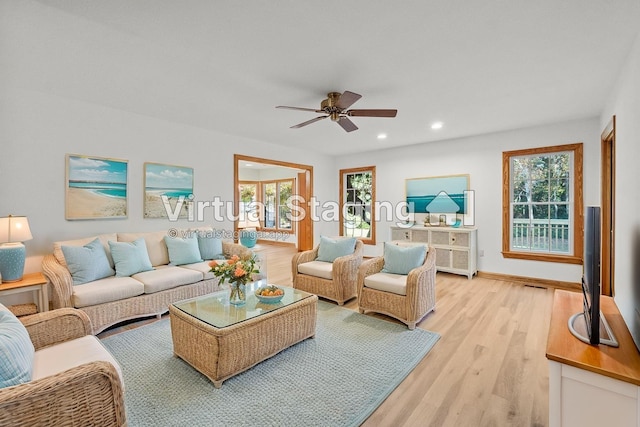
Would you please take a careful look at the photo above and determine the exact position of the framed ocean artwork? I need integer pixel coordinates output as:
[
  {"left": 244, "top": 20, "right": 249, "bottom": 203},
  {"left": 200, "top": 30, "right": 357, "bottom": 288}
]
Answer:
[
  {"left": 65, "top": 154, "right": 128, "bottom": 220},
  {"left": 144, "top": 162, "right": 194, "bottom": 219},
  {"left": 405, "top": 174, "right": 472, "bottom": 225}
]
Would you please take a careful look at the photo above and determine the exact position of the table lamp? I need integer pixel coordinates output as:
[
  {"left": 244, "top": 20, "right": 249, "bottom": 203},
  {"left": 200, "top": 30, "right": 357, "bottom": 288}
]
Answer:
[{"left": 0, "top": 215, "right": 33, "bottom": 282}]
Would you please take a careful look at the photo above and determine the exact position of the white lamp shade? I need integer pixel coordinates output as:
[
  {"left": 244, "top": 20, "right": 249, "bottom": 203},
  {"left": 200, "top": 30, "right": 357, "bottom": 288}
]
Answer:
[{"left": 0, "top": 216, "right": 33, "bottom": 243}]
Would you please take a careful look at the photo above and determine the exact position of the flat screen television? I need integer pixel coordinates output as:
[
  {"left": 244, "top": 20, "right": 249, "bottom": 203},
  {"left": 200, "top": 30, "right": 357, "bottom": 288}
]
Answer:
[{"left": 568, "top": 206, "right": 618, "bottom": 347}]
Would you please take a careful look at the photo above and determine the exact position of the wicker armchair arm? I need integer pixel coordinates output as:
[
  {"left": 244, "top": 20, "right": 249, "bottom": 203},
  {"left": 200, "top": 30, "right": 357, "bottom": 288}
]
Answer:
[
  {"left": 332, "top": 252, "right": 363, "bottom": 280},
  {"left": 0, "top": 361, "right": 126, "bottom": 427},
  {"left": 292, "top": 247, "right": 319, "bottom": 266},
  {"left": 357, "top": 256, "right": 385, "bottom": 299},
  {"left": 42, "top": 254, "right": 74, "bottom": 309},
  {"left": 406, "top": 248, "right": 437, "bottom": 298},
  {"left": 21, "top": 308, "right": 92, "bottom": 350}
]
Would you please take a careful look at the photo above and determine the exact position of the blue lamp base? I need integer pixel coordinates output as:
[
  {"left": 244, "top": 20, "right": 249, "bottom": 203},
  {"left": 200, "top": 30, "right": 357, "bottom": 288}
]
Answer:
[
  {"left": 0, "top": 243, "right": 26, "bottom": 283},
  {"left": 239, "top": 229, "right": 258, "bottom": 248}
]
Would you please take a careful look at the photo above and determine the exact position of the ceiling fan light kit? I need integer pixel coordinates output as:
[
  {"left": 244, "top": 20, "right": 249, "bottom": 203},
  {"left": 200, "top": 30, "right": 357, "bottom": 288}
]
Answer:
[{"left": 276, "top": 91, "right": 397, "bottom": 132}]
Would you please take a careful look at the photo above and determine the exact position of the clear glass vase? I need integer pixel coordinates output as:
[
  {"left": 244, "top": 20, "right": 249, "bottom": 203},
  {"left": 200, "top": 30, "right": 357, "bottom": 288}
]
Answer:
[{"left": 229, "top": 282, "right": 246, "bottom": 305}]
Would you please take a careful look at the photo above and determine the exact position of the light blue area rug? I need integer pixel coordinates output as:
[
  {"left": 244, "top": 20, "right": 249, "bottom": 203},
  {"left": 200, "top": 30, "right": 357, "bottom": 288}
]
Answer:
[{"left": 102, "top": 301, "right": 440, "bottom": 427}]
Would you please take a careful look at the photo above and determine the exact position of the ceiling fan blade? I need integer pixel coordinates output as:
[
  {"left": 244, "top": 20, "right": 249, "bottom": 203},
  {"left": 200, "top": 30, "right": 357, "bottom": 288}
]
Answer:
[
  {"left": 337, "top": 117, "right": 358, "bottom": 132},
  {"left": 348, "top": 109, "right": 398, "bottom": 117},
  {"left": 276, "top": 106, "right": 323, "bottom": 113},
  {"left": 290, "top": 116, "right": 328, "bottom": 129},
  {"left": 335, "top": 91, "right": 362, "bottom": 110}
]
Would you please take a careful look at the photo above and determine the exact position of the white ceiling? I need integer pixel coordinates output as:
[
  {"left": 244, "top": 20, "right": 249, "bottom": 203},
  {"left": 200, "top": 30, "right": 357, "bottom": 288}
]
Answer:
[{"left": 29, "top": 0, "right": 640, "bottom": 155}]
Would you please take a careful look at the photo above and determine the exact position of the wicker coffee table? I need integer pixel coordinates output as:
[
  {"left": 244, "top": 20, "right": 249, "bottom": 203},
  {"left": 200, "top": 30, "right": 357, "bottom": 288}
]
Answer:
[{"left": 169, "top": 285, "right": 317, "bottom": 388}]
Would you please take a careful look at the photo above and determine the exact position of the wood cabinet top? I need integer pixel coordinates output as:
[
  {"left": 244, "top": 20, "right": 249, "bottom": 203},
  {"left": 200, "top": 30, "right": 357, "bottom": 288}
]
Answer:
[
  {"left": 546, "top": 290, "right": 640, "bottom": 386},
  {"left": 390, "top": 225, "right": 477, "bottom": 231}
]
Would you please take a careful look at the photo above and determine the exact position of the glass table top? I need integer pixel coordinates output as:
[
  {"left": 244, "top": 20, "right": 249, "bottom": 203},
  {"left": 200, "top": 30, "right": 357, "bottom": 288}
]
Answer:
[{"left": 171, "top": 283, "right": 313, "bottom": 328}]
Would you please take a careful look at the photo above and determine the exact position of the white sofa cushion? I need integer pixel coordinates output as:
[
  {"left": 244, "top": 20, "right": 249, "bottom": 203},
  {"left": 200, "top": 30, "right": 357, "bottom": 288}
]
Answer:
[
  {"left": 364, "top": 272, "right": 408, "bottom": 296},
  {"left": 72, "top": 276, "right": 145, "bottom": 308},
  {"left": 132, "top": 266, "right": 202, "bottom": 294},
  {"left": 53, "top": 233, "right": 118, "bottom": 269},
  {"left": 32, "top": 335, "right": 124, "bottom": 387},
  {"left": 118, "top": 231, "right": 170, "bottom": 267},
  {"left": 180, "top": 261, "right": 216, "bottom": 280},
  {"left": 297, "top": 260, "right": 333, "bottom": 280}
]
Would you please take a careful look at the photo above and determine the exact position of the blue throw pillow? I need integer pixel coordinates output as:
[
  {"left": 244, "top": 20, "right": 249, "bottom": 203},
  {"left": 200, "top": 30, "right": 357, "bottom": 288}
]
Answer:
[
  {"left": 197, "top": 234, "right": 224, "bottom": 260},
  {"left": 316, "top": 236, "right": 357, "bottom": 263},
  {"left": 108, "top": 238, "right": 154, "bottom": 277},
  {"left": 381, "top": 243, "right": 427, "bottom": 275},
  {"left": 164, "top": 235, "right": 203, "bottom": 265},
  {"left": 61, "top": 238, "right": 115, "bottom": 285},
  {"left": 0, "top": 308, "right": 35, "bottom": 389}
]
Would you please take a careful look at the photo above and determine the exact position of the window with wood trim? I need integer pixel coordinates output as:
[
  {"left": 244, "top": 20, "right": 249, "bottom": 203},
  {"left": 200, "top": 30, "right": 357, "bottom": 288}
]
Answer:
[
  {"left": 340, "top": 166, "right": 376, "bottom": 245},
  {"left": 262, "top": 179, "right": 294, "bottom": 232},
  {"left": 502, "top": 143, "right": 583, "bottom": 264},
  {"left": 238, "top": 182, "right": 259, "bottom": 224}
]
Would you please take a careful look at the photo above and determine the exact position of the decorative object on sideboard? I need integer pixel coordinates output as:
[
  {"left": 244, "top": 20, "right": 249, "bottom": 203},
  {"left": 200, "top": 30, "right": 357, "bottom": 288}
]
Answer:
[{"left": 0, "top": 215, "right": 33, "bottom": 282}]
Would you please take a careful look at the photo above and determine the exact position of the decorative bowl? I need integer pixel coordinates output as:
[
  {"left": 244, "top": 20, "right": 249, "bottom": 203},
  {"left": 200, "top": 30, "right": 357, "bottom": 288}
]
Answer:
[{"left": 255, "top": 285, "right": 285, "bottom": 304}]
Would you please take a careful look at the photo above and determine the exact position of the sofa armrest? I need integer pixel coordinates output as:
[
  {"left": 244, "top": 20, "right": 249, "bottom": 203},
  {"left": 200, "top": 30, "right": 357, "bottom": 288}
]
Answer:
[
  {"left": 222, "top": 241, "right": 252, "bottom": 259},
  {"left": 21, "top": 308, "right": 92, "bottom": 350},
  {"left": 0, "top": 361, "right": 126, "bottom": 427},
  {"left": 42, "top": 254, "right": 74, "bottom": 309}
]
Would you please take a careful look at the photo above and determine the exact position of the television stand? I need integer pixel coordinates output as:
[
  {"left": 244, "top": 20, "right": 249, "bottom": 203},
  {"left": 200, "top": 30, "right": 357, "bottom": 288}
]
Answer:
[
  {"left": 568, "top": 310, "right": 619, "bottom": 347},
  {"left": 547, "top": 290, "right": 640, "bottom": 427}
]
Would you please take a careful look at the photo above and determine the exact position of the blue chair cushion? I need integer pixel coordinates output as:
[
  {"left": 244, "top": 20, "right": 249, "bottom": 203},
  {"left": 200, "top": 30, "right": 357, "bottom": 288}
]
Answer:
[
  {"left": 0, "top": 305, "right": 35, "bottom": 389},
  {"left": 316, "top": 236, "right": 357, "bottom": 263},
  {"left": 381, "top": 243, "right": 426, "bottom": 275}
]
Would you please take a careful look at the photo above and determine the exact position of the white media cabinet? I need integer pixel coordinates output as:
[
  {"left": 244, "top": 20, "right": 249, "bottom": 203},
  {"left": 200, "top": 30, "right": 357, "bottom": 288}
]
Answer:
[
  {"left": 389, "top": 225, "right": 477, "bottom": 279},
  {"left": 546, "top": 290, "right": 640, "bottom": 427}
]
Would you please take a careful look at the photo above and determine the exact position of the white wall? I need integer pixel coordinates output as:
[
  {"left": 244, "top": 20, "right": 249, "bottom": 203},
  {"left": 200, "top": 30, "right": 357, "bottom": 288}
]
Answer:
[
  {"left": 334, "top": 117, "right": 601, "bottom": 283},
  {"left": 0, "top": 1, "right": 620, "bottom": 296},
  {"left": 601, "top": 30, "right": 640, "bottom": 350},
  {"left": 0, "top": 87, "right": 335, "bottom": 272}
]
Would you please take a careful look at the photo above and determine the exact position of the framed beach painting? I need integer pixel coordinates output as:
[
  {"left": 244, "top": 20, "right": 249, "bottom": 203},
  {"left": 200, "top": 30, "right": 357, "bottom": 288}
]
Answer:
[
  {"left": 144, "top": 162, "right": 194, "bottom": 219},
  {"left": 406, "top": 174, "right": 473, "bottom": 225},
  {"left": 65, "top": 154, "right": 128, "bottom": 220}
]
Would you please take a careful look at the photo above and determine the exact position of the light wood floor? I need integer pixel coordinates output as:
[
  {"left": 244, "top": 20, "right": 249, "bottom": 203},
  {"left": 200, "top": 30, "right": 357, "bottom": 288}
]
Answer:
[{"left": 99, "top": 243, "right": 555, "bottom": 427}]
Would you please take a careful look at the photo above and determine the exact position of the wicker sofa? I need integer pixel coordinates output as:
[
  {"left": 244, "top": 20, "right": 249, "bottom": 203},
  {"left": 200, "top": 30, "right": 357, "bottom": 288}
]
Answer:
[
  {"left": 0, "top": 306, "right": 126, "bottom": 427},
  {"left": 42, "top": 228, "right": 250, "bottom": 334}
]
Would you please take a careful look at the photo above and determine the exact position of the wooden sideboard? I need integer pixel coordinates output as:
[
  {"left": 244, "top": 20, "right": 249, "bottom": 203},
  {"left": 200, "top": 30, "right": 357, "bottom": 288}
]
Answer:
[
  {"left": 546, "top": 290, "right": 640, "bottom": 427},
  {"left": 390, "top": 225, "right": 477, "bottom": 279}
]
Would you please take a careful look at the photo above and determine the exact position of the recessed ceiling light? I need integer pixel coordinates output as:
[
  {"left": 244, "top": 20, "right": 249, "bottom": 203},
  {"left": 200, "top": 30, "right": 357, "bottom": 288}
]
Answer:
[
  {"left": 377, "top": 133, "right": 387, "bottom": 140},
  {"left": 245, "top": 163, "right": 253, "bottom": 167},
  {"left": 431, "top": 122, "right": 443, "bottom": 130}
]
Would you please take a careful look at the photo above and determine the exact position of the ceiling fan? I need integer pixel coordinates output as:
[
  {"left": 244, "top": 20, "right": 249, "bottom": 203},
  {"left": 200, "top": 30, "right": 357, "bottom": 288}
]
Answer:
[{"left": 276, "top": 91, "right": 397, "bottom": 132}]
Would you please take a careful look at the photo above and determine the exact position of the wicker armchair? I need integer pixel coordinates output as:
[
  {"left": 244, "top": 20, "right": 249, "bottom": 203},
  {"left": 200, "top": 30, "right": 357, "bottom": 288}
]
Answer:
[
  {"left": 292, "top": 240, "right": 364, "bottom": 305},
  {"left": 0, "top": 308, "right": 126, "bottom": 426},
  {"left": 357, "top": 247, "right": 436, "bottom": 329}
]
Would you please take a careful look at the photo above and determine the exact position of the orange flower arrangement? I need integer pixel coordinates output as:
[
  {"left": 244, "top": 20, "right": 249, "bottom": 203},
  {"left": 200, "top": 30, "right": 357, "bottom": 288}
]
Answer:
[{"left": 208, "top": 254, "right": 259, "bottom": 286}]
